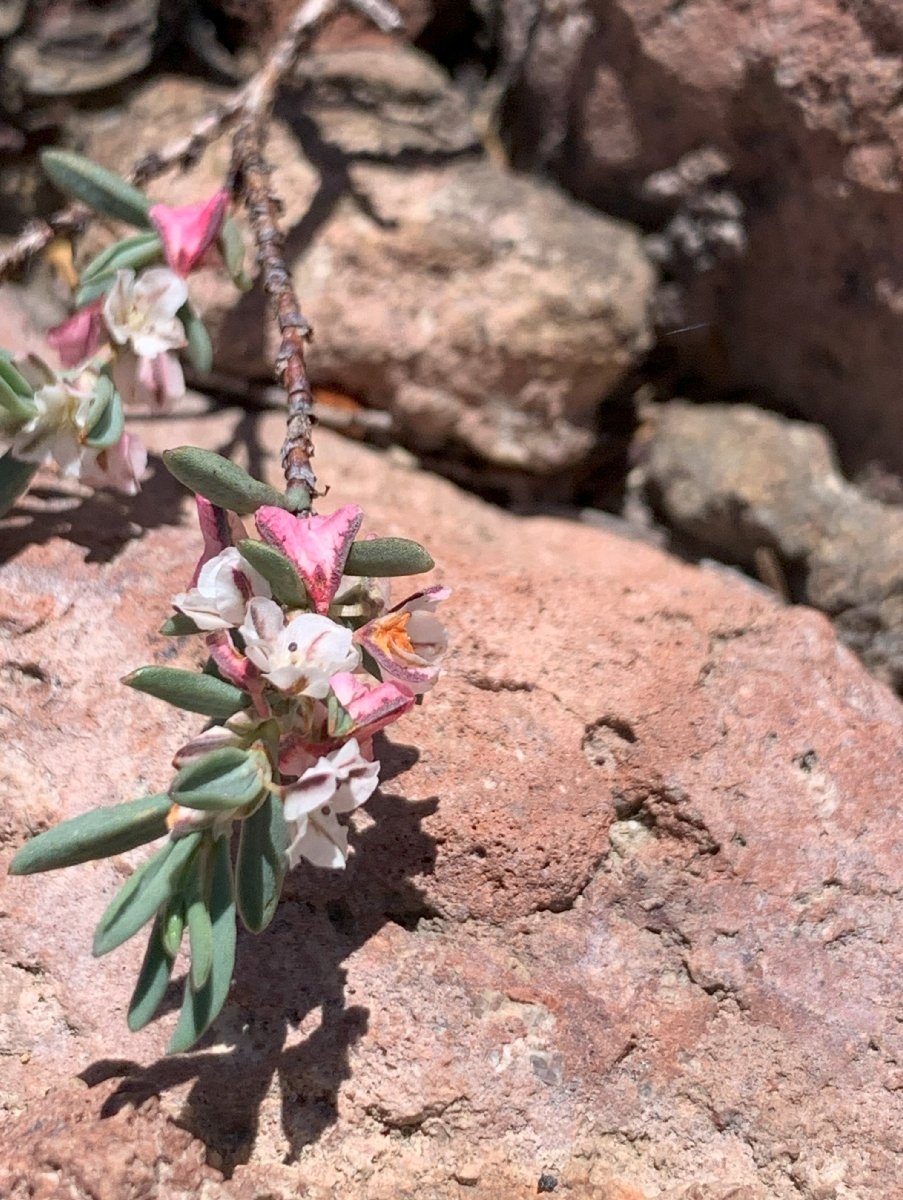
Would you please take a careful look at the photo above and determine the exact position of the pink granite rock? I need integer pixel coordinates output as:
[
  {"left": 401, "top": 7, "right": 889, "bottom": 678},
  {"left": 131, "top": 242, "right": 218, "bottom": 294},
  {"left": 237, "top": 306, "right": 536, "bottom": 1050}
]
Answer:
[{"left": 1, "top": 407, "right": 902, "bottom": 1198}]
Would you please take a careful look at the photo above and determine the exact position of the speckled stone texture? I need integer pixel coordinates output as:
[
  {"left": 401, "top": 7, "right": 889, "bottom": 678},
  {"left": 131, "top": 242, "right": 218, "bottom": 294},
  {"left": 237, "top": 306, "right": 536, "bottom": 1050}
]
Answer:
[
  {"left": 2, "top": 409, "right": 902, "bottom": 1198},
  {"left": 497, "top": 0, "right": 903, "bottom": 476}
]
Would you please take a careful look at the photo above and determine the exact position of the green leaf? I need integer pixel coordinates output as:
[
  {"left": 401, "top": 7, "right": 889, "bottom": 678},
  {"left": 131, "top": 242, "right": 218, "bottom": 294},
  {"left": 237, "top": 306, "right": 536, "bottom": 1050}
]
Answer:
[
  {"left": 326, "top": 691, "right": 355, "bottom": 740},
  {"left": 219, "top": 215, "right": 252, "bottom": 291},
  {"left": 0, "top": 376, "right": 36, "bottom": 433},
  {"left": 236, "top": 794, "right": 289, "bottom": 934},
  {"left": 0, "top": 356, "right": 34, "bottom": 400},
  {"left": 41, "top": 150, "right": 151, "bottom": 228},
  {"left": 345, "top": 537, "right": 434, "bottom": 577},
  {"left": 127, "top": 916, "right": 176, "bottom": 1032},
  {"left": 0, "top": 451, "right": 38, "bottom": 518},
  {"left": 163, "top": 446, "right": 287, "bottom": 515},
  {"left": 84, "top": 387, "right": 124, "bottom": 451},
  {"left": 161, "top": 895, "right": 186, "bottom": 957},
  {"left": 92, "top": 832, "right": 200, "bottom": 957},
  {"left": 170, "top": 746, "right": 268, "bottom": 812},
  {"left": 186, "top": 848, "right": 214, "bottom": 991},
  {"left": 80, "top": 230, "right": 162, "bottom": 282},
  {"left": 9, "top": 793, "right": 172, "bottom": 875},
  {"left": 123, "top": 666, "right": 247, "bottom": 718},
  {"left": 179, "top": 303, "right": 213, "bottom": 375},
  {"left": 168, "top": 834, "right": 236, "bottom": 1053},
  {"left": 74, "top": 276, "right": 116, "bottom": 308},
  {"left": 159, "top": 613, "right": 202, "bottom": 637},
  {"left": 237, "top": 539, "right": 308, "bottom": 608},
  {"left": 284, "top": 485, "right": 312, "bottom": 514}
]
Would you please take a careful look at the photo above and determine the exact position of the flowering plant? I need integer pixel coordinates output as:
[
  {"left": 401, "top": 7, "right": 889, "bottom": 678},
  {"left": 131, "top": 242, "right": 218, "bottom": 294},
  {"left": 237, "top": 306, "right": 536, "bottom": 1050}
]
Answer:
[
  {"left": 0, "top": 151, "right": 247, "bottom": 513},
  {"left": 9, "top": 446, "right": 448, "bottom": 1054},
  {"left": 6, "top": 51, "right": 448, "bottom": 1054}
]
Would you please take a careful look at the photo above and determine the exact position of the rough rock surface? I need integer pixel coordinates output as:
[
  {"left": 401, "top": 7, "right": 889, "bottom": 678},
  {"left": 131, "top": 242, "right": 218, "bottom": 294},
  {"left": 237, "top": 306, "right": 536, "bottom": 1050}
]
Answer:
[
  {"left": 2, "top": 408, "right": 903, "bottom": 1198},
  {"left": 636, "top": 401, "right": 903, "bottom": 693},
  {"left": 72, "top": 59, "right": 655, "bottom": 474},
  {"left": 494, "top": 0, "right": 903, "bottom": 474}
]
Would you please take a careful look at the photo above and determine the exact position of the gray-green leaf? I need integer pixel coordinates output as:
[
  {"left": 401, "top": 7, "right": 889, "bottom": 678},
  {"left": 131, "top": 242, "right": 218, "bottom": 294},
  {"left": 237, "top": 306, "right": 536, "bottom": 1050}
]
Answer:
[
  {"left": 237, "top": 538, "right": 308, "bottom": 608},
  {"left": 0, "top": 451, "right": 38, "bottom": 518},
  {"left": 123, "top": 666, "right": 247, "bottom": 719},
  {"left": 93, "top": 832, "right": 201, "bottom": 957},
  {"left": 168, "top": 834, "right": 236, "bottom": 1053},
  {"left": 236, "top": 794, "right": 289, "bottom": 934},
  {"left": 179, "top": 303, "right": 214, "bottom": 375},
  {"left": 186, "top": 849, "right": 214, "bottom": 991},
  {"left": 80, "top": 230, "right": 162, "bottom": 282},
  {"left": 84, "top": 387, "right": 124, "bottom": 451},
  {"left": 345, "top": 537, "right": 434, "bottom": 577},
  {"left": 170, "top": 746, "right": 268, "bottom": 812},
  {"left": 127, "top": 916, "right": 176, "bottom": 1032},
  {"left": 162, "top": 446, "right": 287, "bottom": 515},
  {"left": 41, "top": 150, "right": 151, "bottom": 228},
  {"left": 9, "top": 793, "right": 172, "bottom": 876}
]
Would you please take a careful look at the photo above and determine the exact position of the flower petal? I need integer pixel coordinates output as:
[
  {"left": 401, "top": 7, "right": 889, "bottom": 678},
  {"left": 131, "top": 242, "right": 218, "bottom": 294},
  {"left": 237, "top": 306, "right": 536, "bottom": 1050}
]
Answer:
[
  {"left": 255, "top": 504, "right": 363, "bottom": 614},
  {"left": 149, "top": 190, "right": 229, "bottom": 276}
]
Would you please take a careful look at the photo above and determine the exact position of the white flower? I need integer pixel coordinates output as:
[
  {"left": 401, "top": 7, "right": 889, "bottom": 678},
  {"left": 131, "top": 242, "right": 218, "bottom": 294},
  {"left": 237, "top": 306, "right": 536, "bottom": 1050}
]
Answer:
[
  {"left": 172, "top": 546, "right": 271, "bottom": 631},
  {"left": 283, "top": 738, "right": 380, "bottom": 869},
  {"left": 356, "top": 585, "right": 450, "bottom": 695},
  {"left": 239, "top": 598, "right": 360, "bottom": 695},
  {"left": 78, "top": 431, "right": 147, "bottom": 495},
  {"left": 103, "top": 267, "right": 188, "bottom": 358},
  {"left": 112, "top": 347, "right": 185, "bottom": 410},
  {"left": 9, "top": 378, "right": 93, "bottom": 472}
]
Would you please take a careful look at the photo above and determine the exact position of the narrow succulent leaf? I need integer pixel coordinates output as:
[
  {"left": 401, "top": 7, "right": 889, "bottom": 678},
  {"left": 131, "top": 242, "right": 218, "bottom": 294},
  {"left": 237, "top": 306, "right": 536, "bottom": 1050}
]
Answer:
[
  {"left": 236, "top": 794, "right": 289, "bottom": 934},
  {"left": 219, "top": 215, "right": 252, "bottom": 291},
  {"left": 170, "top": 746, "right": 267, "bottom": 812},
  {"left": 84, "top": 388, "right": 124, "bottom": 451},
  {"left": 237, "top": 538, "right": 308, "bottom": 608},
  {"left": 93, "top": 832, "right": 201, "bottom": 957},
  {"left": 124, "top": 666, "right": 247, "bottom": 718},
  {"left": 179, "top": 303, "right": 213, "bottom": 375},
  {"left": 83, "top": 373, "right": 114, "bottom": 432},
  {"left": 74, "top": 276, "right": 116, "bottom": 307},
  {"left": 127, "top": 916, "right": 176, "bottom": 1032},
  {"left": 162, "top": 896, "right": 186, "bottom": 957},
  {"left": 41, "top": 150, "right": 151, "bottom": 228},
  {"left": 9, "top": 793, "right": 172, "bottom": 875},
  {"left": 168, "top": 834, "right": 236, "bottom": 1054},
  {"left": 186, "top": 849, "right": 214, "bottom": 991},
  {"left": 0, "top": 376, "right": 36, "bottom": 429},
  {"left": 0, "top": 356, "right": 34, "bottom": 399},
  {"left": 80, "top": 231, "right": 162, "bottom": 282},
  {"left": 0, "top": 451, "right": 38, "bottom": 518},
  {"left": 163, "top": 446, "right": 287, "bottom": 515},
  {"left": 345, "top": 537, "right": 434, "bottom": 577},
  {"left": 159, "top": 612, "right": 202, "bottom": 636}
]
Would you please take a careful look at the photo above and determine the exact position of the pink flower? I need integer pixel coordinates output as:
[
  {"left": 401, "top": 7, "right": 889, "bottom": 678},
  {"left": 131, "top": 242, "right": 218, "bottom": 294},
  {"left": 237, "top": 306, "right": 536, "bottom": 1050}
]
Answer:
[
  {"left": 278, "top": 672, "right": 415, "bottom": 774},
  {"left": 47, "top": 302, "right": 105, "bottom": 368},
  {"left": 189, "top": 495, "right": 248, "bottom": 586},
  {"left": 149, "top": 190, "right": 230, "bottom": 276},
  {"left": 77, "top": 431, "right": 147, "bottom": 495},
  {"left": 113, "top": 348, "right": 185, "bottom": 410},
  {"left": 356, "top": 585, "right": 450, "bottom": 695},
  {"left": 255, "top": 504, "right": 364, "bottom": 614}
]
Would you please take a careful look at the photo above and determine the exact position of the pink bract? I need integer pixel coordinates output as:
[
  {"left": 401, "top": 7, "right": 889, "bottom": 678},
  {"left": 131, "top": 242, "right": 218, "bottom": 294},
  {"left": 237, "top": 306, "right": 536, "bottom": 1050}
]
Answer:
[
  {"left": 46, "top": 302, "right": 104, "bottom": 368},
  {"left": 255, "top": 503, "right": 363, "bottom": 614},
  {"left": 149, "top": 189, "right": 229, "bottom": 276},
  {"left": 189, "top": 496, "right": 248, "bottom": 585}
]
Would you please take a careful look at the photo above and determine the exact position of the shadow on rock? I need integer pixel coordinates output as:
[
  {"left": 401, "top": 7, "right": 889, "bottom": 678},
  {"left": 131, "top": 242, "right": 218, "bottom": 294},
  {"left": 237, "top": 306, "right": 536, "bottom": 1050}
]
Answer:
[
  {"left": 0, "top": 455, "right": 186, "bottom": 566},
  {"left": 81, "top": 744, "right": 438, "bottom": 1175}
]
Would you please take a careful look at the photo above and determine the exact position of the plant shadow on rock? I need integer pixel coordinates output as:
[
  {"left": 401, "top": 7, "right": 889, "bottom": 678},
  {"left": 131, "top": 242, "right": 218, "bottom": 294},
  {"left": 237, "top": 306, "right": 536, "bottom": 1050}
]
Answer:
[
  {"left": 0, "top": 453, "right": 186, "bottom": 566},
  {"left": 80, "top": 737, "right": 438, "bottom": 1175}
]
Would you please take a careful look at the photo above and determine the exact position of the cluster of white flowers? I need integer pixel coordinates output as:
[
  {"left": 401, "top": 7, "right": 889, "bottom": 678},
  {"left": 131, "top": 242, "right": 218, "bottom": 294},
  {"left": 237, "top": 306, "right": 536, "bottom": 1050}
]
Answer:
[{"left": 167, "top": 499, "right": 450, "bottom": 871}]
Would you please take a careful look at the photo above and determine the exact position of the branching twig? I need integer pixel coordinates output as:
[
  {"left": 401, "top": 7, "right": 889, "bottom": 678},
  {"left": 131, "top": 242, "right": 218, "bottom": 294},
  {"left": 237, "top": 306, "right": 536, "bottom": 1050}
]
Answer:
[{"left": 230, "top": 0, "right": 402, "bottom": 497}]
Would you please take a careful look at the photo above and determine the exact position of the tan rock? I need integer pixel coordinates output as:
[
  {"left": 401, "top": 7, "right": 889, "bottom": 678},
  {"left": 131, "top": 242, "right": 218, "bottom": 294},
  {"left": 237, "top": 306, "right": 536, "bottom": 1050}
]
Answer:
[
  {"left": 1, "top": 401, "right": 902, "bottom": 1197},
  {"left": 497, "top": 0, "right": 903, "bottom": 475},
  {"left": 72, "top": 60, "right": 655, "bottom": 475}
]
